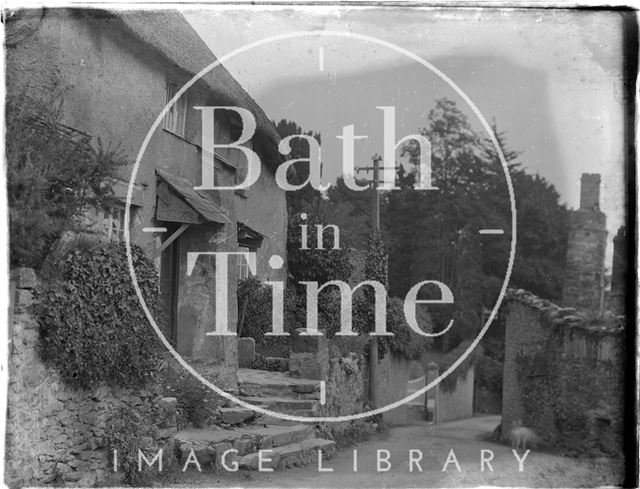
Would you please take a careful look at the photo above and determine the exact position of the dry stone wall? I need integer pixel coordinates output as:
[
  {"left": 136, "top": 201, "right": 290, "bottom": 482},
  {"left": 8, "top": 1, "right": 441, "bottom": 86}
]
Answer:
[
  {"left": 502, "top": 288, "right": 625, "bottom": 456},
  {"left": 6, "top": 269, "right": 178, "bottom": 487}
]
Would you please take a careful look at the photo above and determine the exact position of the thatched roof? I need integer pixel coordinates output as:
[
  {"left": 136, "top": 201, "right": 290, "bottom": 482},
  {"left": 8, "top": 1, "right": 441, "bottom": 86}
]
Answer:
[{"left": 89, "top": 9, "right": 280, "bottom": 160}]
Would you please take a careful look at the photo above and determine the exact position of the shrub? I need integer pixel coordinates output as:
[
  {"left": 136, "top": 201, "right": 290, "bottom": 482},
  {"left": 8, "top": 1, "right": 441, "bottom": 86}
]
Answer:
[
  {"left": 353, "top": 296, "right": 433, "bottom": 360},
  {"left": 437, "top": 339, "right": 484, "bottom": 393},
  {"left": 158, "top": 360, "right": 223, "bottom": 428},
  {"left": 36, "top": 241, "right": 164, "bottom": 388},
  {"left": 237, "top": 277, "right": 305, "bottom": 357},
  {"left": 287, "top": 212, "right": 353, "bottom": 285},
  {"left": 476, "top": 353, "right": 503, "bottom": 399},
  {"left": 7, "top": 94, "right": 126, "bottom": 269},
  {"left": 106, "top": 405, "right": 159, "bottom": 486}
]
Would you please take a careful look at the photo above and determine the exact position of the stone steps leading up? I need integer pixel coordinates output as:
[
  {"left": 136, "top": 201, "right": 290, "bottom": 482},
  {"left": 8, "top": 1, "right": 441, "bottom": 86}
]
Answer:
[
  {"left": 239, "top": 437, "right": 336, "bottom": 470},
  {"left": 239, "top": 395, "right": 317, "bottom": 411},
  {"left": 173, "top": 423, "right": 334, "bottom": 472},
  {"left": 237, "top": 368, "right": 319, "bottom": 399}
]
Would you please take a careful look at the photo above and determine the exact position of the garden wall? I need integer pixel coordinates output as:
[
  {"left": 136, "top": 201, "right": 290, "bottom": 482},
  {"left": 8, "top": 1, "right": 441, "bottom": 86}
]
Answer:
[
  {"left": 6, "top": 269, "right": 178, "bottom": 487},
  {"left": 435, "top": 365, "right": 475, "bottom": 423},
  {"left": 502, "top": 289, "right": 625, "bottom": 456}
]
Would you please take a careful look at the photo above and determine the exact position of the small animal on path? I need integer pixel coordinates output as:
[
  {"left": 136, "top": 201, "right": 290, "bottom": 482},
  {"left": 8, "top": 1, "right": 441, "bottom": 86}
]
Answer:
[{"left": 509, "top": 420, "right": 541, "bottom": 450}]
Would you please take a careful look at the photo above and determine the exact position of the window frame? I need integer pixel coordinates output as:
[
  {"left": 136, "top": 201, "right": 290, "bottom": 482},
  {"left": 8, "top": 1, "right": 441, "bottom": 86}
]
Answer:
[
  {"left": 237, "top": 245, "right": 255, "bottom": 280},
  {"left": 101, "top": 205, "right": 126, "bottom": 242},
  {"left": 163, "top": 80, "right": 187, "bottom": 137}
]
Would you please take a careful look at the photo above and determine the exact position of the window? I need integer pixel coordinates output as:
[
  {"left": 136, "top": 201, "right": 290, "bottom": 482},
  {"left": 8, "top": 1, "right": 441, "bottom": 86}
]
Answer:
[
  {"left": 163, "top": 81, "right": 187, "bottom": 136},
  {"left": 102, "top": 206, "right": 126, "bottom": 242},
  {"left": 238, "top": 246, "right": 253, "bottom": 280}
]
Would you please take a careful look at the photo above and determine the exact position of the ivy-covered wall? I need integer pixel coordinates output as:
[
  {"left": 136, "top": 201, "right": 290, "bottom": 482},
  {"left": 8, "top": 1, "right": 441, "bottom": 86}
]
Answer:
[
  {"left": 6, "top": 269, "right": 178, "bottom": 487},
  {"left": 502, "top": 289, "right": 625, "bottom": 456}
]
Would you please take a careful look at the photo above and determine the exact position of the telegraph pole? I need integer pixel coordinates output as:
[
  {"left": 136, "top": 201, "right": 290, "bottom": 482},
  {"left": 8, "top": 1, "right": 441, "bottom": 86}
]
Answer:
[{"left": 355, "top": 153, "right": 387, "bottom": 410}]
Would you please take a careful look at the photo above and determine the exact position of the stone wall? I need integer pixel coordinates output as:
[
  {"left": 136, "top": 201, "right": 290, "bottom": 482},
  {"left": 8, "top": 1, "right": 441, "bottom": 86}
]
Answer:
[
  {"left": 320, "top": 348, "right": 367, "bottom": 437},
  {"left": 435, "top": 366, "right": 475, "bottom": 423},
  {"left": 374, "top": 351, "right": 413, "bottom": 426},
  {"left": 6, "top": 269, "right": 178, "bottom": 487},
  {"left": 502, "top": 289, "right": 625, "bottom": 456}
]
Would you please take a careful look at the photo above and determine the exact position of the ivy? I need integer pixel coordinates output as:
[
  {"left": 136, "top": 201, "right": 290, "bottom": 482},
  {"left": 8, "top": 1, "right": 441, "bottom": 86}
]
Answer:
[
  {"left": 106, "top": 405, "right": 159, "bottom": 486},
  {"left": 36, "top": 240, "right": 164, "bottom": 389},
  {"left": 360, "top": 230, "right": 432, "bottom": 360},
  {"left": 237, "top": 277, "right": 306, "bottom": 356},
  {"left": 437, "top": 339, "right": 483, "bottom": 393}
]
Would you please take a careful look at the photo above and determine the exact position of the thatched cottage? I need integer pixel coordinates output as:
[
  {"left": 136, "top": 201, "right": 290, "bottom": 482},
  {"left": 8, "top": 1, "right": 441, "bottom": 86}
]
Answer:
[{"left": 5, "top": 8, "right": 287, "bottom": 385}]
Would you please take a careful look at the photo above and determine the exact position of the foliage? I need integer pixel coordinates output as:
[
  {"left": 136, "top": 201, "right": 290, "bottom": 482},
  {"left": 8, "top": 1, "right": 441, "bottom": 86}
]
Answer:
[
  {"left": 287, "top": 212, "right": 353, "bottom": 286},
  {"left": 364, "top": 230, "right": 388, "bottom": 287},
  {"left": 7, "top": 94, "right": 126, "bottom": 269},
  {"left": 322, "top": 98, "right": 569, "bottom": 353},
  {"left": 36, "top": 241, "right": 163, "bottom": 388},
  {"left": 275, "top": 119, "right": 323, "bottom": 216},
  {"left": 475, "top": 354, "right": 503, "bottom": 400},
  {"left": 158, "top": 361, "right": 222, "bottom": 428},
  {"left": 382, "top": 297, "right": 433, "bottom": 359},
  {"left": 106, "top": 405, "right": 159, "bottom": 486},
  {"left": 237, "top": 276, "right": 306, "bottom": 356},
  {"left": 437, "top": 339, "right": 484, "bottom": 393}
]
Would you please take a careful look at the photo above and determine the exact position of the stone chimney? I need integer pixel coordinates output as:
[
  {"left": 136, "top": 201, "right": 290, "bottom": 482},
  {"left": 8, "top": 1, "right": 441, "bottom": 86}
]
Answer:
[
  {"left": 562, "top": 173, "right": 607, "bottom": 315},
  {"left": 579, "top": 173, "right": 601, "bottom": 211}
]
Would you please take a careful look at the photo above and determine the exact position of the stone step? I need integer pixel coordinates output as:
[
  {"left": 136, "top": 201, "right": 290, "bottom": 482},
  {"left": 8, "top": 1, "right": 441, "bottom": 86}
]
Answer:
[
  {"left": 174, "top": 424, "right": 315, "bottom": 471},
  {"left": 263, "top": 357, "right": 289, "bottom": 371},
  {"left": 239, "top": 438, "right": 336, "bottom": 471},
  {"left": 239, "top": 395, "right": 317, "bottom": 411},
  {"left": 253, "top": 411, "right": 317, "bottom": 426},
  {"left": 238, "top": 368, "right": 319, "bottom": 399},
  {"left": 219, "top": 407, "right": 255, "bottom": 425}
]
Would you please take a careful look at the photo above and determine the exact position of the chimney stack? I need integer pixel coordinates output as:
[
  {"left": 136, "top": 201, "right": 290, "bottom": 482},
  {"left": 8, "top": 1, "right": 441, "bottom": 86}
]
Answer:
[
  {"left": 562, "top": 173, "right": 607, "bottom": 315},
  {"left": 579, "top": 173, "right": 601, "bottom": 211}
]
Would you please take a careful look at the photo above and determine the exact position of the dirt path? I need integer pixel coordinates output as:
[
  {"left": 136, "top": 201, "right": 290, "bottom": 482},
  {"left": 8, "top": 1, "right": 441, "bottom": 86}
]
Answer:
[{"left": 167, "top": 415, "right": 623, "bottom": 488}]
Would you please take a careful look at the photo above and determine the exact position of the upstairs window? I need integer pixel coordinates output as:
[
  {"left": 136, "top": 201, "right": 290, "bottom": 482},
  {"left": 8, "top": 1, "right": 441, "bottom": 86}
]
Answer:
[{"left": 163, "top": 81, "right": 187, "bottom": 137}]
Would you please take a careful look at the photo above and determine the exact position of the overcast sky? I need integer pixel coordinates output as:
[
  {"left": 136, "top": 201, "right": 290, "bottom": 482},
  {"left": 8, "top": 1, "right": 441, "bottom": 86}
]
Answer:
[{"left": 184, "top": 6, "right": 626, "bottom": 266}]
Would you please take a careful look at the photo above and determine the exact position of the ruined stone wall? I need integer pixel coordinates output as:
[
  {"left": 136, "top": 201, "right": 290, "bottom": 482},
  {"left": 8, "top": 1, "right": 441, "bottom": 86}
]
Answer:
[
  {"left": 320, "top": 347, "right": 367, "bottom": 437},
  {"left": 6, "top": 269, "right": 178, "bottom": 487},
  {"left": 502, "top": 289, "right": 625, "bottom": 456}
]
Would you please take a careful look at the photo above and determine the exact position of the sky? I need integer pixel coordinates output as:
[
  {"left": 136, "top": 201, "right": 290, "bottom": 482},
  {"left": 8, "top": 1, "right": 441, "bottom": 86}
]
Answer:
[{"left": 184, "top": 6, "right": 627, "bottom": 266}]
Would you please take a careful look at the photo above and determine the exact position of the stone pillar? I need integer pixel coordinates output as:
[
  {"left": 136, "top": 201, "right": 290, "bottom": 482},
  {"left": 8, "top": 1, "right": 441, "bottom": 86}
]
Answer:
[
  {"left": 426, "top": 362, "right": 439, "bottom": 422},
  {"left": 288, "top": 328, "right": 329, "bottom": 380}
]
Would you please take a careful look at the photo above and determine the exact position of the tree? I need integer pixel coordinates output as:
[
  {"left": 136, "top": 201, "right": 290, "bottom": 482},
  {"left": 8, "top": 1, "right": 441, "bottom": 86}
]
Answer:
[
  {"left": 7, "top": 93, "right": 126, "bottom": 269},
  {"left": 275, "top": 119, "right": 353, "bottom": 288},
  {"left": 323, "top": 98, "right": 569, "bottom": 350}
]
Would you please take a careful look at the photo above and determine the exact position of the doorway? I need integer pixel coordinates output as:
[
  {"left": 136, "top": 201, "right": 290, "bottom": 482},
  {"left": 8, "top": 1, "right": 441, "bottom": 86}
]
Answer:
[{"left": 159, "top": 222, "right": 180, "bottom": 346}]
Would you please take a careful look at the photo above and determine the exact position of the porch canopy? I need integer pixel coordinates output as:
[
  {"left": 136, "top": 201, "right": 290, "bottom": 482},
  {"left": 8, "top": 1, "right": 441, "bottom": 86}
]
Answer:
[{"left": 155, "top": 168, "right": 231, "bottom": 224}]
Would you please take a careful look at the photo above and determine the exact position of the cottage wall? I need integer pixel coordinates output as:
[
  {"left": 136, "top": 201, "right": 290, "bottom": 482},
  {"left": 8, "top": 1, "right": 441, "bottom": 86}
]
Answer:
[{"left": 6, "top": 10, "right": 287, "bottom": 365}]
